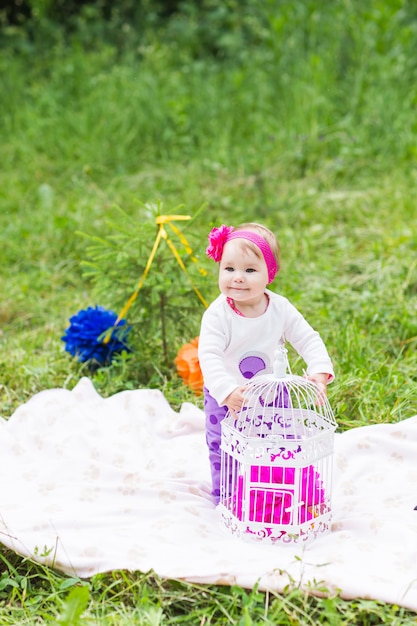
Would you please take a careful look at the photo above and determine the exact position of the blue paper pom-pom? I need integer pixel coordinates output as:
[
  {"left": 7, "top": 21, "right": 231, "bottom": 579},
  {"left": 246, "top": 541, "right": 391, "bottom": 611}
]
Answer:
[{"left": 62, "top": 306, "right": 131, "bottom": 366}]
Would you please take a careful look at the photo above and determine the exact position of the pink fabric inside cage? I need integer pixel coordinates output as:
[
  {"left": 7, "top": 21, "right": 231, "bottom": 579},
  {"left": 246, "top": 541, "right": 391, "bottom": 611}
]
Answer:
[{"left": 236, "top": 464, "right": 325, "bottom": 524}]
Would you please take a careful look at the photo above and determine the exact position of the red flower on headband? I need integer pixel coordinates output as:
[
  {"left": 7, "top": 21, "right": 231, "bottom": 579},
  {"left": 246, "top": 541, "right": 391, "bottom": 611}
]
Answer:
[{"left": 206, "top": 225, "right": 234, "bottom": 262}]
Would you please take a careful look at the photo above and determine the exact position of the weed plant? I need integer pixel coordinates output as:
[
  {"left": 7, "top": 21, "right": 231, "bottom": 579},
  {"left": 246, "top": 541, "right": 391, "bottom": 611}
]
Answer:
[{"left": 0, "top": 0, "right": 417, "bottom": 622}]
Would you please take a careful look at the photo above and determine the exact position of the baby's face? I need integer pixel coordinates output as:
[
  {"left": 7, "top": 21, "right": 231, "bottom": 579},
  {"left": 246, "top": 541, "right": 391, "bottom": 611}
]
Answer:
[{"left": 218, "top": 239, "right": 269, "bottom": 304}]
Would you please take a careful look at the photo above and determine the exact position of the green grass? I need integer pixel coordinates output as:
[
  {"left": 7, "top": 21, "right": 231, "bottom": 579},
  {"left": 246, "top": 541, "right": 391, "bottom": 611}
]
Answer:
[
  {"left": 0, "top": 548, "right": 414, "bottom": 625},
  {"left": 1, "top": 0, "right": 417, "bottom": 621}
]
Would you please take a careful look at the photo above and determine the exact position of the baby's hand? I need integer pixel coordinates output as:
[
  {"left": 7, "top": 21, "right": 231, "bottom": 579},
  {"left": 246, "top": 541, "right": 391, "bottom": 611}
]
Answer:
[
  {"left": 307, "top": 373, "right": 329, "bottom": 406},
  {"left": 223, "top": 386, "right": 247, "bottom": 419}
]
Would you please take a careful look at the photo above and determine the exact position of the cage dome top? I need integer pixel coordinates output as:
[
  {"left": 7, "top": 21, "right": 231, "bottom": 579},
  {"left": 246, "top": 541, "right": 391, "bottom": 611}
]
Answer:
[{"left": 223, "top": 367, "right": 337, "bottom": 442}]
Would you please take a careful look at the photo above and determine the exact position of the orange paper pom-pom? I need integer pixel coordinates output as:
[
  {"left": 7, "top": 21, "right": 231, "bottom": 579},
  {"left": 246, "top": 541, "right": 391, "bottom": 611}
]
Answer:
[{"left": 174, "top": 337, "right": 204, "bottom": 395}]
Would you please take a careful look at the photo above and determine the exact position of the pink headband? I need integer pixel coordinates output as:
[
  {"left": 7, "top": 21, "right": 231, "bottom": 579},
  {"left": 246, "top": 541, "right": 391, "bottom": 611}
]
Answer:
[{"left": 206, "top": 225, "right": 278, "bottom": 283}]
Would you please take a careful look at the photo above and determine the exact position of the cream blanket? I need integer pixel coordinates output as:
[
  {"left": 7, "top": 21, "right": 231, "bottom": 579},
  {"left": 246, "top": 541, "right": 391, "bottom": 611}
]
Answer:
[{"left": 1, "top": 378, "right": 416, "bottom": 610}]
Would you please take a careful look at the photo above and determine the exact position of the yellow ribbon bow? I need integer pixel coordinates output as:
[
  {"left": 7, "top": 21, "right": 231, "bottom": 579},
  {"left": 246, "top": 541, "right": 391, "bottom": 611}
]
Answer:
[{"left": 104, "top": 215, "right": 208, "bottom": 343}]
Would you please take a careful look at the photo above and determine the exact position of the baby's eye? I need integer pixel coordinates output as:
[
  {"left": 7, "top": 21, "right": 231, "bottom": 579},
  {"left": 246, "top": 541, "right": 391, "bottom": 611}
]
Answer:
[
  {"left": 246, "top": 268, "right": 256, "bottom": 273},
  {"left": 225, "top": 266, "right": 234, "bottom": 272}
]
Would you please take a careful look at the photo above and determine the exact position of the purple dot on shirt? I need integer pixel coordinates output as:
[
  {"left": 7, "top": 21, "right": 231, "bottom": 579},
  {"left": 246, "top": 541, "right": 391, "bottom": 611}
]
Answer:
[
  {"left": 239, "top": 355, "right": 266, "bottom": 379},
  {"left": 209, "top": 414, "right": 218, "bottom": 425},
  {"left": 214, "top": 462, "right": 221, "bottom": 470}
]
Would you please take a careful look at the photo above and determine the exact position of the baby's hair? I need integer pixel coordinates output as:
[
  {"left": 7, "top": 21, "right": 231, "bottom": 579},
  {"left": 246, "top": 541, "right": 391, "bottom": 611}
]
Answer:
[{"left": 234, "top": 222, "right": 280, "bottom": 273}]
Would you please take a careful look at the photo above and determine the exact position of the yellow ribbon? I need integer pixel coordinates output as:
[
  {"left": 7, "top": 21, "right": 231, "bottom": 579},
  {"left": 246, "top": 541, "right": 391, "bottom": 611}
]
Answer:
[{"left": 104, "top": 215, "right": 208, "bottom": 343}]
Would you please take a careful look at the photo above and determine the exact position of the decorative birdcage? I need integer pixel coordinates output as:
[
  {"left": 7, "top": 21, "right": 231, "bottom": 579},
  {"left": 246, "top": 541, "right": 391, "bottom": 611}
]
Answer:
[{"left": 219, "top": 349, "right": 337, "bottom": 544}]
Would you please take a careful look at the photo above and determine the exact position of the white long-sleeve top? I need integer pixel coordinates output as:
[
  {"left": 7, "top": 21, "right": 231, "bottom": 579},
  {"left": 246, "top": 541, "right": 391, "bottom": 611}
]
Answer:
[{"left": 198, "top": 289, "right": 334, "bottom": 406}]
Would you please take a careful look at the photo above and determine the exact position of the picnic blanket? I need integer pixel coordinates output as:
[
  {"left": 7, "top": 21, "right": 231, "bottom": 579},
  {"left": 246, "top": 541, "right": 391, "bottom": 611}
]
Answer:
[{"left": 0, "top": 377, "right": 416, "bottom": 610}]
